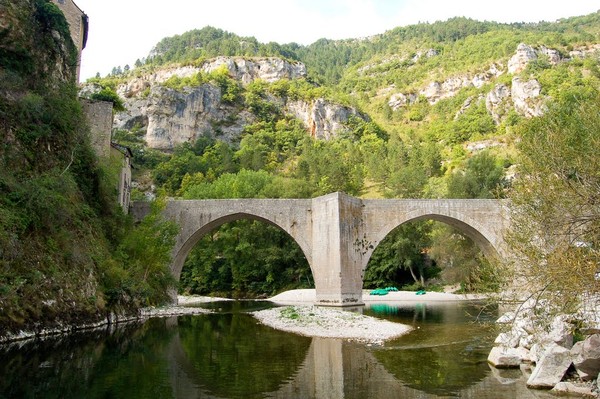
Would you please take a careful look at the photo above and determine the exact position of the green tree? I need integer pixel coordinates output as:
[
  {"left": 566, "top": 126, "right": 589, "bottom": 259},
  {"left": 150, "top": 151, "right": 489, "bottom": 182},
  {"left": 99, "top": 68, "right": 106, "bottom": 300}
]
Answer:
[
  {"left": 179, "top": 220, "right": 312, "bottom": 298},
  {"left": 365, "top": 222, "right": 439, "bottom": 289},
  {"left": 506, "top": 92, "right": 600, "bottom": 315},
  {"left": 90, "top": 87, "right": 125, "bottom": 112},
  {"left": 108, "top": 197, "right": 178, "bottom": 307},
  {"left": 447, "top": 151, "right": 507, "bottom": 198},
  {"left": 428, "top": 225, "right": 503, "bottom": 292}
]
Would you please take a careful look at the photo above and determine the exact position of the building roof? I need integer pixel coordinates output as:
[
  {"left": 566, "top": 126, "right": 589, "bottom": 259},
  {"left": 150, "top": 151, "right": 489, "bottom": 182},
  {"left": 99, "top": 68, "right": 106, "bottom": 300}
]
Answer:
[{"left": 110, "top": 142, "right": 134, "bottom": 158}]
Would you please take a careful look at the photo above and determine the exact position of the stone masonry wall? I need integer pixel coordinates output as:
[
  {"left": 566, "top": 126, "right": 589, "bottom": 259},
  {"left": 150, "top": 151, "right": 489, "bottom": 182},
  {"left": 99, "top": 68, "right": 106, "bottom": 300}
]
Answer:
[
  {"left": 80, "top": 98, "right": 113, "bottom": 158},
  {"left": 52, "top": 0, "right": 86, "bottom": 81}
]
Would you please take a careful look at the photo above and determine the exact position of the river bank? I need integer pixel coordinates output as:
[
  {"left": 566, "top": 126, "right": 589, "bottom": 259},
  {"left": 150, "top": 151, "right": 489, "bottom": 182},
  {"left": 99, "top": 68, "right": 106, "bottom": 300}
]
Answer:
[
  {"left": 268, "top": 288, "right": 487, "bottom": 305},
  {"left": 0, "top": 304, "right": 211, "bottom": 345}
]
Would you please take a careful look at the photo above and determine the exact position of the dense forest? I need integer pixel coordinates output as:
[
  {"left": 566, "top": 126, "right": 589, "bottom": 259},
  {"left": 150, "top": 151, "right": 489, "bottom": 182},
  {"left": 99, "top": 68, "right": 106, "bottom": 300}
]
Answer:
[{"left": 90, "top": 11, "right": 600, "bottom": 298}]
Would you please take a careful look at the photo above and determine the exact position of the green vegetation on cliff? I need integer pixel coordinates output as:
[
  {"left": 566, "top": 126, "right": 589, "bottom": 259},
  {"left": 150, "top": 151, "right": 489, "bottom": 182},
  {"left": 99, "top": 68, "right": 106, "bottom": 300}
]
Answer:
[{"left": 0, "top": 0, "right": 176, "bottom": 336}]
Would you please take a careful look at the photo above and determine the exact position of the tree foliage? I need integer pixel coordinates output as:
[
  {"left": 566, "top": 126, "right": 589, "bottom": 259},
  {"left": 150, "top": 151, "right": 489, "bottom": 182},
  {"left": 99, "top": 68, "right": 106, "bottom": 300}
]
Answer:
[
  {"left": 506, "top": 92, "right": 600, "bottom": 314},
  {"left": 179, "top": 220, "right": 312, "bottom": 298}
]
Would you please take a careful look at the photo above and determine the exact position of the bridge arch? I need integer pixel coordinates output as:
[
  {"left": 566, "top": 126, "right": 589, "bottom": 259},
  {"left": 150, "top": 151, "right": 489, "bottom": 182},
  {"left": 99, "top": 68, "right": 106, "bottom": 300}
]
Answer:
[
  {"left": 171, "top": 212, "right": 313, "bottom": 282},
  {"left": 361, "top": 199, "right": 509, "bottom": 274},
  {"left": 161, "top": 199, "right": 316, "bottom": 287}
]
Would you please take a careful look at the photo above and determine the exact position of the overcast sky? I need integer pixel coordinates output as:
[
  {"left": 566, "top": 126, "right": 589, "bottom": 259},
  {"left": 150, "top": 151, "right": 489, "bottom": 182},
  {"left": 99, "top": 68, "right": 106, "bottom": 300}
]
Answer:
[{"left": 74, "top": 0, "right": 599, "bottom": 81}]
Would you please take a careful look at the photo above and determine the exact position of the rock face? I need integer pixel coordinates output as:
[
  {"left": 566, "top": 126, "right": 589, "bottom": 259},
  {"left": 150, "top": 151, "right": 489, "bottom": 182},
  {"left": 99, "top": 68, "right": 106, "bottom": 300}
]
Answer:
[
  {"left": 508, "top": 43, "right": 538, "bottom": 74},
  {"left": 485, "top": 84, "right": 511, "bottom": 124},
  {"left": 201, "top": 56, "right": 307, "bottom": 85},
  {"left": 111, "top": 57, "right": 362, "bottom": 149},
  {"left": 569, "top": 44, "right": 600, "bottom": 59},
  {"left": 143, "top": 85, "right": 252, "bottom": 149},
  {"left": 117, "top": 58, "right": 306, "bottom": 99},
  {"left": 387, "top": 42, "right": 570, "bottom": 120},
  {"left": 286, "top": 99, "right": 364, "bottom": 140},
  {"left": 511, "top": 77, "right": 545, "bottom": 117},
  {"left": 388, "top": 92, "right": 417, "bottom": 109}
]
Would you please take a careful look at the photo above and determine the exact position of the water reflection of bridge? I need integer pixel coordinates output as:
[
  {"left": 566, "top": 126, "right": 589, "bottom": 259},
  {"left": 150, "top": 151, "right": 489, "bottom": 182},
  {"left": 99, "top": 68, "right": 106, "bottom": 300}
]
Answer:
[{"left": 165, "top": 316, "right": 535, "bottom": 399}]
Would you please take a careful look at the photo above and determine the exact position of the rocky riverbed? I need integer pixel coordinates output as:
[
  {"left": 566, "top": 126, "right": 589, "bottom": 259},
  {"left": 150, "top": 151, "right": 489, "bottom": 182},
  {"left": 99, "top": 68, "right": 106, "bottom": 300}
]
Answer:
[{"left": 488, "top": 298, "right": 600, "bottom": 397}]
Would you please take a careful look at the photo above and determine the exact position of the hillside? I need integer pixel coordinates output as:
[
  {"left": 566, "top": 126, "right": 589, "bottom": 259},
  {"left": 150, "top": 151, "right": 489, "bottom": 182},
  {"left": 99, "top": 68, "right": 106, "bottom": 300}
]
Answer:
[
  {"left": 80, "top": 12, "right": 600, "bottom": 297},
  {"left": 92, "top": 13, "right": 600, "bottom": 200}
]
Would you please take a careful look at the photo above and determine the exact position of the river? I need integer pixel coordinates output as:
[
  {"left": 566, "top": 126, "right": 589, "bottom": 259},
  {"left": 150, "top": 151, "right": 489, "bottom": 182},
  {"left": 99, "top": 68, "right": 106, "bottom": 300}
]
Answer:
[{"left": 0, "top": 300, "right": 556, "bottom": 398}]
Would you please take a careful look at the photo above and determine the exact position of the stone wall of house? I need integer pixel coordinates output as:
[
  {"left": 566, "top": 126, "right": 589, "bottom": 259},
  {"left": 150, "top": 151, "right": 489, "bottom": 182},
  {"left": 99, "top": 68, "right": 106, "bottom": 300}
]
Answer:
[
  {"left": 80, "top": 98, "right": 113, "bottom": 158},
  {"left": 52, "top": 0, "right": 87, "bottom": 81}
]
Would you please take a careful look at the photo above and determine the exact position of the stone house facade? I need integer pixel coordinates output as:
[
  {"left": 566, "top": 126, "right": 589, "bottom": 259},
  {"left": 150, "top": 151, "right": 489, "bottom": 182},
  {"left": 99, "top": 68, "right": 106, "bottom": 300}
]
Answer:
[{"left": 52, "top": 0, "right": 88, "bottom": 81}]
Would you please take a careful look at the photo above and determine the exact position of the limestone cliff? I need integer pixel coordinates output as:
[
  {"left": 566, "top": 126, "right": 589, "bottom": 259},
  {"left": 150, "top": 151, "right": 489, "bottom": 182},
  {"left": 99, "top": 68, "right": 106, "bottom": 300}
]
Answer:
[
  {"left": 110, "top": 57, "right": 365, "bottom": 150},
  {"left": 286, "top": 98, "right": 364, "bottom": 140},
  {"left": 114, "top": 83, "right": 252, "bottom": 149},
  {"left": 384, "top": 43, "right": 575, "bottom": 123}
]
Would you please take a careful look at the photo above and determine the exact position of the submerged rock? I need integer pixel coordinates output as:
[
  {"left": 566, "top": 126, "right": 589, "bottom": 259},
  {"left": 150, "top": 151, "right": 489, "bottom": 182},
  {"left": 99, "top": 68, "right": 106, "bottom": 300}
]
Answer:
[{"left": 551, "top": 382, "right": 597, "bottom": 398}]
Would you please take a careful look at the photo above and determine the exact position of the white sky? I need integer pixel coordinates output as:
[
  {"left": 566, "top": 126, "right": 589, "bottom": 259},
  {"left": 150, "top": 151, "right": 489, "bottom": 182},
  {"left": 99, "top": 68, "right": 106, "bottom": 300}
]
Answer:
[{"left": 74, "top": 0, "right": 599, "bottom": 81}]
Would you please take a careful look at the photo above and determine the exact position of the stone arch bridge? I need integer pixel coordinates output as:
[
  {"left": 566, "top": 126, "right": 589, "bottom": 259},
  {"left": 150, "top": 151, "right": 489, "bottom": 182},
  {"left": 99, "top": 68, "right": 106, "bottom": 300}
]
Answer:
[{"left": 133, "top": 192, "right": 510, "bottom": 306}]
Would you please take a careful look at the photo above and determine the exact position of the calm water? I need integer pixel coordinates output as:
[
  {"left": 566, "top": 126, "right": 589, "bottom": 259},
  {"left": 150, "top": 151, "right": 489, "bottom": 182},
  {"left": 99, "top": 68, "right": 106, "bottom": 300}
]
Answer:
[{"left": 0, "top": 300, "right": 555, "bottom": 399}]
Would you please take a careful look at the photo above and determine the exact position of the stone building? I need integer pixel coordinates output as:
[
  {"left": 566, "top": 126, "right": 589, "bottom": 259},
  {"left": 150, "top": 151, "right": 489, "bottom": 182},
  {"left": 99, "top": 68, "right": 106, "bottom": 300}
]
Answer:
[
  {"left": 80, "top": 98, "right": 113, "bottom": 158},
  {"left": 110, "top": 143, "right": 133, "bottom": 214},
  {"left": 57, "top": 0, "right": 132, "bottom": 213},
  {"left": 52, "top": 0, "right": 88, "bottom": 81},
  {"left": 80, "top": 98, "right": 133, "bottom": 214}
]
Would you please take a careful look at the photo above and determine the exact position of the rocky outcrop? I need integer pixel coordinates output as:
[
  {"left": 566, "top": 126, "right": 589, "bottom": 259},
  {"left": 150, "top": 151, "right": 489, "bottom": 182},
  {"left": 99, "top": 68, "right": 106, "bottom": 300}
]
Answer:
[
  {"left": 201, "top": 56, "right": 307, "bottom": 85},
  {"left": 508, "top": 43, "right": 538, "bottom": 74},
  {"left": 117, "top": 58, "right": 306, "bottom": 99},
  {"left": 419, "top": 76, "right": 472, "bottom": 104},
  {"left": 508, "top": 43, "right": 564, "bottom": 74},
  {"left": 387, "top": 42, "right": 569, "bottom": 119},
  {"left": 387, "top": 63, "right": 503, "bottom": 109},
  {"left": 511, "top": 77, "right": 545, "bottom": 117},
  {"left": 411, "top": 48, "right": 439, "bottom": 63},
  {"left": 359, "top": 49, "right": 438, "bottom": 76},
  {"left": 485, "top": 84, "right": 511, "bottom": 123},
  {"left": 109, "top": 57, "right": 362, "bottom": 149},
  {"left": 569, "top": 44, "right": 600, "bottom": 59},
  {"left": 489, "top": 300, "right": 600, "bottom": 395},
  {"left": 286, "top": 99, "right": 364, "bottom": 140},
  {"left": 388, "top": 92, "right": 417, "bottom": 109},
  {"left": 455, "top": 95, "right": 484, "bottom": 119},
  {"left": 114, "top": 84, "right": 253, "bottom": 149}
]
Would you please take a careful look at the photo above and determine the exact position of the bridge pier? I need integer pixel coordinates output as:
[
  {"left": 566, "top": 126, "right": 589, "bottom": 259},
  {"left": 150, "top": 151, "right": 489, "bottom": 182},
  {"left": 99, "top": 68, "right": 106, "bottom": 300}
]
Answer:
[{"left": 310, "top": 193, "right": 366, "bottom": 307}]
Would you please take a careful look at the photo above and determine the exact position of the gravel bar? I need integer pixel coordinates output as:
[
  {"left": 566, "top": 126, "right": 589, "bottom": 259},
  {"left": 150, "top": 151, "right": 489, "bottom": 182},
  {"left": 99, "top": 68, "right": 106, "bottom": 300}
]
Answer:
[{"left": 252, "top": 305, "right": 412, "bottom": 344}]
